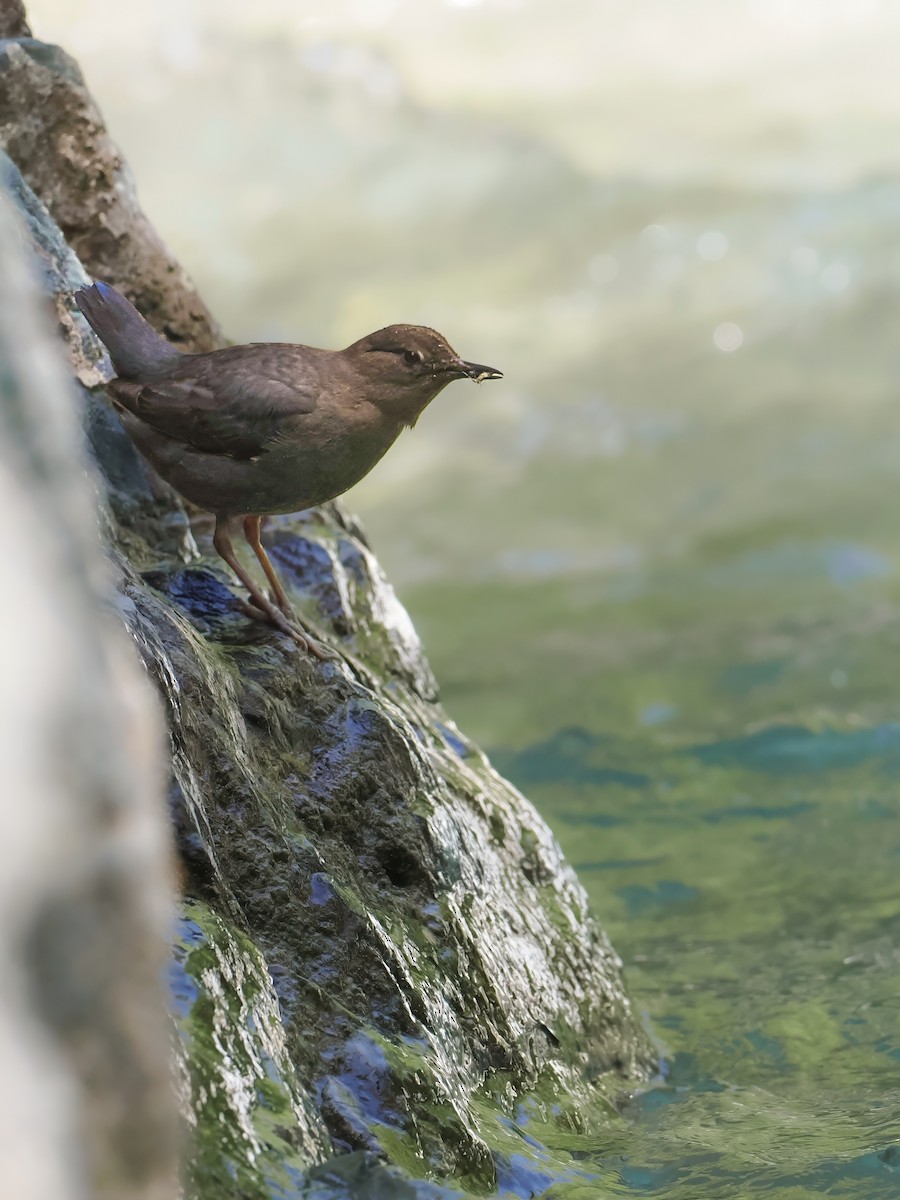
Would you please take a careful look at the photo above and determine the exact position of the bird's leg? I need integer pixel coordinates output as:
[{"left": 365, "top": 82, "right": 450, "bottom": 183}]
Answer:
[
  {"left": 241, "top": 515, "right": 336, "bottom": 661},
  {"left": 213, "top": 515, "right": 321, "bottom": 655},
  {"left": 242, "top": 515, "right": 294, "bottom": 616}
]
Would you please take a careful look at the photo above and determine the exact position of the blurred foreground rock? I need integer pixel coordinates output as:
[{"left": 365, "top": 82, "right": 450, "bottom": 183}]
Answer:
[
  {"left": 0, "top": 183, "right": 176, "bottom": 1199},
  {"left": 0, "top": 14, "right": 654, "bottom": 1199}
]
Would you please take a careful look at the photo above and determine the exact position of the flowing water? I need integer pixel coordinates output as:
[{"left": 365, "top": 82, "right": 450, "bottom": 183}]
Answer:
[
  {"left": 410, "top": 561, "right": 900, "bottom": 1196},
  {"left": 390, "top": 205, "right": 900, "bottom": 1197},
  {"left": 27, "top": 2, "right": 900, "bottom": 1194},
  {"left": 392, "top": 196, "right": 900, "bottom": 1191}
]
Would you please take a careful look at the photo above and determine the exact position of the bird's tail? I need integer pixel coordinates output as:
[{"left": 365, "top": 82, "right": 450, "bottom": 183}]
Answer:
[{"left": 74, "top": 281, "right": 183, "bottom": 378}]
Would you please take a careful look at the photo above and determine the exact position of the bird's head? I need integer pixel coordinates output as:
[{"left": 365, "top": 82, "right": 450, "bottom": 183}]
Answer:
[{"left": 344, "top": 324, "right": 502, "bottom": 425}]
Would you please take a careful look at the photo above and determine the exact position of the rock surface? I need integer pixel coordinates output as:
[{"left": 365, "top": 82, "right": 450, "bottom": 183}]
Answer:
[
  {"left": 0, "top": 173, "right": 177, "bottom": 1200},
  {"left": 0, "top": 16, "right": 654, "bottom": 1198}
]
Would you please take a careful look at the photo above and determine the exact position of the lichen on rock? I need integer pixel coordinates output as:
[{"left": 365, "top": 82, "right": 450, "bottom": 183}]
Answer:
[{"left": 0, "top": 16, "right": 654, "bottom": 1198}]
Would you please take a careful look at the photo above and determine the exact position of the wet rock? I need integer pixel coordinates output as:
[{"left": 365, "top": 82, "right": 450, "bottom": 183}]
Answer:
[
  {"left": 173, "top": 905, "right": 332, "bottom": 1196},
  {"left": 0, "top": 18, "right": 654, "bottom": 1198},
  {"left": 0, "top": 175, "right": 176, "bottom": 1199}
]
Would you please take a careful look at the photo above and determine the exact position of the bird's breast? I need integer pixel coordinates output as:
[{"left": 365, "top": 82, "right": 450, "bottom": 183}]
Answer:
[{"left": 252, "top": 405, "right": 404, "bottom": 514}]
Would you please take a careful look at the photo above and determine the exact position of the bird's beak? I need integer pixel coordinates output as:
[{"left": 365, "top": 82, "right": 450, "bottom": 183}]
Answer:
[{"left": 454, "top": 359, "right": 503, "bottom": 383}]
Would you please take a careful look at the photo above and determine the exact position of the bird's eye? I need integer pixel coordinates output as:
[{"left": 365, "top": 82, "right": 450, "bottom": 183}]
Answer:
[{"left": 403, "top": 348, "right": 424, "bottom": 366}]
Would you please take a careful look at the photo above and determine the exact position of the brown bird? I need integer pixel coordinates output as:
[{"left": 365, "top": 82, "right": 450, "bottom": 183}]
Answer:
[{"left": 75, "top": 281, "right": 502, "bottom": 657}]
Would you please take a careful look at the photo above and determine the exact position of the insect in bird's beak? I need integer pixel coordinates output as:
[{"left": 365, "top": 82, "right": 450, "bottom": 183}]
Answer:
[{"left": 454, "top": 359, "right": 504, "bottom": 384}]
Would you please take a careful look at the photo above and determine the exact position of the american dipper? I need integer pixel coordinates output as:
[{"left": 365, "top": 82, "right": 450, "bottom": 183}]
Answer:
[{"left": 74, "top": 281, "right": 502, "bottom": 656}]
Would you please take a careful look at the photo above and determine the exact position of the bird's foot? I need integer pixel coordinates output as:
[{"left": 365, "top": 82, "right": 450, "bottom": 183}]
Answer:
[
  {"left": 294, "top": 628, "right": 339, "bottom": 662},
  {"left": 268, "top": 589, "right": 298, "bottom": 621},
  {"left": 237, "top": 598, "right": 338, "bottom": 661}
]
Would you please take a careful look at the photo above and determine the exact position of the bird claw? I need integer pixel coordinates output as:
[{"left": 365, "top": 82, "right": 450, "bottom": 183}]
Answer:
[
  {"left": 235, "top": 598, "right": 339, "bottom": 661},
  {"left": 239, "top": 599, "right": 269, "bottom": 622},
  {"left": 266, "top": 588, "right": 296, "bottom": 621},
  {"left": 300, "top": 633, "right": 339, "bottom": 662}
]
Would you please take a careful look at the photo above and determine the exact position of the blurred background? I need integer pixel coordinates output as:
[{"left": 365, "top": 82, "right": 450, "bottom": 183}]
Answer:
[{"left": 28, "top": 2, "right": 900, "bottom": 1196}]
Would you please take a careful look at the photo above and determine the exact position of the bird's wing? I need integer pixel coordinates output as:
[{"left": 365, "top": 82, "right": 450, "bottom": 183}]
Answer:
[{"left": 107, "top": 345, "right": 321, "bottom": 459}]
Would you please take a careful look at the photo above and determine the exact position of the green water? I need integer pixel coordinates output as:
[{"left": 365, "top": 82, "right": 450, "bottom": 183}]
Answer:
[
  {"left": 400, "top": 469, "right": 900, "bottom": 1195},
  {"left": 165, "top": 516, "right": 900, "bottom": 1198}
]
